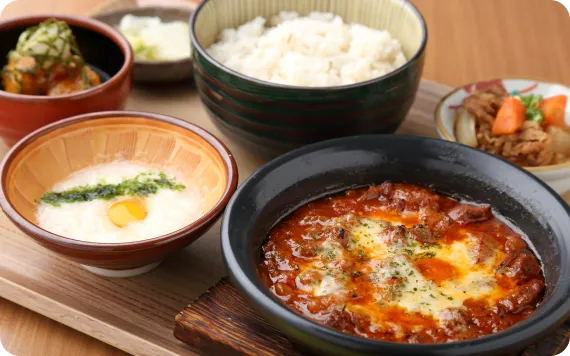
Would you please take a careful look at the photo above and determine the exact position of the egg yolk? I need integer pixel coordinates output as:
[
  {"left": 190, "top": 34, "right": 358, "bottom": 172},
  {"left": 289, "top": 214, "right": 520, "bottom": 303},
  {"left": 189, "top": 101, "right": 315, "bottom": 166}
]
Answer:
[{"left": 108, "top": 199, "right": 147, "bottom": 228}]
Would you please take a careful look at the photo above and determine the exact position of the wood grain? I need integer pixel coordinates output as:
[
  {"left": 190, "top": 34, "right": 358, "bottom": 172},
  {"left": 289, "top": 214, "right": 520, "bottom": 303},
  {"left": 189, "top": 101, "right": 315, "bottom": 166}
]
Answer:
[
  {"left": 174, "top": 278, "right": 570, "bottom": 356},
  {"left": 174, "top": 279, "right": 301, "bottom": 356},
  {"left": 1, "top": 0, "right": 570, "bottom": 355},
  {"left": 0, "top": 299, "right": 128, "bottom": 356}
]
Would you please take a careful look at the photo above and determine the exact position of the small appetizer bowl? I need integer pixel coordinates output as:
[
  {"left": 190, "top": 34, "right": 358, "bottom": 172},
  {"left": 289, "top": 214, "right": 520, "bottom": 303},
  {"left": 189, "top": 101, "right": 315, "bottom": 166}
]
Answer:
[
  {"left": 221, "top": 135, "right": 570, "bottom": 355},
  {"left": 190, "top": 0, "right": 427, "bottom": 155},
  {"left": 0, "top": 111, "right": 238, "bottom": 277},
  {"left": 435, "top": 78, "right": 570, "bottom": 196},
  {"left": 0, "top": 15, "right": 133, "bottom": 147},
  {"left": 94, "top": 6, "right": 194, "bottom": 83}
]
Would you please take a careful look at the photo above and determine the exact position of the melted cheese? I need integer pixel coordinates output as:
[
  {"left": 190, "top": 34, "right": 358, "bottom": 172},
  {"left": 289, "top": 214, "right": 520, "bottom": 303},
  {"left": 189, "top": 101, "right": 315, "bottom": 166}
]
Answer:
[{"left": 300, "top": 216, "right": 510, "bottom": 328}]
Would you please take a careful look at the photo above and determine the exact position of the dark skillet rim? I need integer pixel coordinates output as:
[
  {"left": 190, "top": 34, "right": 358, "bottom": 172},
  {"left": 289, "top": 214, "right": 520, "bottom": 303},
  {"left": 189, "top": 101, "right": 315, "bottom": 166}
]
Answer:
[
  {"left": 221, "top": 134, "right": 570, "bottom": 353},
  {"left": 189, "top": 0, "right": 428, "bottom": 92},
  {"left": 0, "top": 111, "right": 239, "bottom": 252}
]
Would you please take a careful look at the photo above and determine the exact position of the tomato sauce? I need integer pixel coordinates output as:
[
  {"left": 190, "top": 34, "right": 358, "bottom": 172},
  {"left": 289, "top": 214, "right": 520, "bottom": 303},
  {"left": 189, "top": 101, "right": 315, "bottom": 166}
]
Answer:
[{"left": 260, "top": 183, "right": 545, "bottom": 343}]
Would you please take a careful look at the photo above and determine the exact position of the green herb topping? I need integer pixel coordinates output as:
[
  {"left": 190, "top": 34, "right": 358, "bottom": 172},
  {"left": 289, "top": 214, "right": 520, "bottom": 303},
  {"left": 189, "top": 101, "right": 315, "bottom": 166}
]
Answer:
[
  {"left": 40, "top": 172, "right": 185, "bottom": 206},
  {"left": 3, "top": 19, "right": 92, "bottom": 93},
  {"left": 517, "top": 94, "right": 544, "bottom": 123}
]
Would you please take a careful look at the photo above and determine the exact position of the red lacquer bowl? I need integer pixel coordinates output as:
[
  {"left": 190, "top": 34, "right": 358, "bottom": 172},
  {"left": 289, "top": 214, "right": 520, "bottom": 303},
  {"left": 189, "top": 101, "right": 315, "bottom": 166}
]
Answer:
[{"left": 0, "top": 15, "right": 133, "bottom": 146}]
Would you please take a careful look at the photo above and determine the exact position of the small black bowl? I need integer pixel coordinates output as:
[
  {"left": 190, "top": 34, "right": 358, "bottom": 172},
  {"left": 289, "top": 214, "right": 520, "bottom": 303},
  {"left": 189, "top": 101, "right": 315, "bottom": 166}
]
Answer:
[{"left": 221, "top": 135, "right": 570, "bottom": 356}]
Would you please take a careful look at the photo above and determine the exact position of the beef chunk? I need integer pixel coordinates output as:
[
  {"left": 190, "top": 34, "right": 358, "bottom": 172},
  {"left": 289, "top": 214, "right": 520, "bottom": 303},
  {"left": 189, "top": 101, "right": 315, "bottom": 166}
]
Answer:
[
  {"left": 504, "top": 253, "right": 542, "bottom": 280},
  {"left": 359, "top": 182, "right": 395, "bottom": 201},
  {"left": 438, "top": 308, "right": 469, "bottom": 336},
  {"left": 448, "top": 204, "right": 492, "bottom": 225},
  {"left": 467, "top": 233, "right": 499, "bottom": 264},
  {"left": 462, "top": 85, "right": 509, "bottom": 125},
  {"left": 498, "top": 235, "right": 529, "bottom": 269},
  {"left": 498, "top": 279, "right": 544, "bottom": 313}
]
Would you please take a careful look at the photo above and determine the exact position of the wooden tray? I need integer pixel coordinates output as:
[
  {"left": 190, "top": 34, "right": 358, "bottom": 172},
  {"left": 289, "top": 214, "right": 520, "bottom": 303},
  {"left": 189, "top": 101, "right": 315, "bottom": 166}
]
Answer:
[
  {"left": 175, "top": 278, "right": 570, "bottom": 356},
  {"left": 0, "top": 80, "right": 438, "bottom": 355},
  {"left": 1, "top": 80, "right": 568, "bottom": 356}
]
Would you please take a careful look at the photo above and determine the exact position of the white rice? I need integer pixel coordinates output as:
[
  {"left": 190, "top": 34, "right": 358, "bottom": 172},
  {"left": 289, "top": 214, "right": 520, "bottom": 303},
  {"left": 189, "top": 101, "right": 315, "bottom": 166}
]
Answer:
[
  {"left": 36, "top": 162, "right": 203, "bottom": 243},
  {"left": 207, "top": 11, "right": 407, "bottom": 87}
]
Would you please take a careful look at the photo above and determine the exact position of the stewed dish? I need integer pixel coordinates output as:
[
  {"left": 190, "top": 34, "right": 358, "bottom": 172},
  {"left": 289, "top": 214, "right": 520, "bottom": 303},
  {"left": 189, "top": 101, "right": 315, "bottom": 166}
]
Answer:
[
  {"left": 222, "top": 135, "right": 570, "bottom": 356},
  {"left": 262, "top": 183, "right": 544, "bottom": 343}
]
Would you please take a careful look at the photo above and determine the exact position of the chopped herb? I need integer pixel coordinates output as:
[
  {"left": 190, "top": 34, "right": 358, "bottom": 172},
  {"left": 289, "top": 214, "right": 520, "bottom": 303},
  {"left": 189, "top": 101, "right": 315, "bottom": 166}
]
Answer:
[
  {"left": 312, "top": 233, "right": 321, "bottom": 240},
  {"left": 429, "top": 294, "right": 435, "bottom": 298},
  {"left": 413, "top": 287, "right": 418, "bottom": 292},
  {"left": 40, "top": 172, "right": 185, "bottom": 206},
  {"left": 415, "top": 251, "right": 436, "bottom": 260},
  {"left": 378, "top": 302, "right": 387, "bottom": 308},
  {"left": 448, "top": 296, "right": 454, "bottom": 301},
  {"left": 518, "top": 94, "right": 544, "bottom": 123},
  {"left": 371, "top": 272, "right": 380, "bottom": 285},
  {"left": 408, "top": 270, "right": 415, "bottom": 276},
  {"left": 322, "top": 249, "right": 337, "bottom": 262},
  {"left": 352, "top": 292, "right": 358, "bottom": 298}
]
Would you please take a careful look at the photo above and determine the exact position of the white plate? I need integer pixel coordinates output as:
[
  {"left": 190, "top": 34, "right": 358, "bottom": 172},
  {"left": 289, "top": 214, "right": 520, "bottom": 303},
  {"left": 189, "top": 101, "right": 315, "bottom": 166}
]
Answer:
[{"left": 435, "top": 78, "right": 570, "bottom": 195}]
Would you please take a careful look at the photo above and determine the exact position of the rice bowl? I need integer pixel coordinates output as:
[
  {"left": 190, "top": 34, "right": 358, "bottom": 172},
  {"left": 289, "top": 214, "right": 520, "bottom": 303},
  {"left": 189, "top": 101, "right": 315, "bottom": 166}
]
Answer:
[
  {"left": 190, "top": 0, "right": 427, "bottom": 151},
  {"left": 207, "top": 11, "right": 407, "bottom": 87}
]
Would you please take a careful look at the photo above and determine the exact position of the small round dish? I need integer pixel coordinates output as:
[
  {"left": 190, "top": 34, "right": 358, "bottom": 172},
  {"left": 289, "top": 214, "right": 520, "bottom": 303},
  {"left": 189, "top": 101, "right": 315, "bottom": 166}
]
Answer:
[
  {"left": 0, "top": 111, "right": 238, "bottom": 277},
  {"left": 435, "top": 78, "right": 570, "bottom": 195},
  {"left": 190, "top": 0, "right": 427, "bottom": 155},
  {"left": 221, "top": 135, "right": 570, "bottom": 356},
  {"left": 0, "top": 15, "right": 134, "bottom": 147},
  {"left": 94, "top": 7, "right": 193, "bottom": 83}
]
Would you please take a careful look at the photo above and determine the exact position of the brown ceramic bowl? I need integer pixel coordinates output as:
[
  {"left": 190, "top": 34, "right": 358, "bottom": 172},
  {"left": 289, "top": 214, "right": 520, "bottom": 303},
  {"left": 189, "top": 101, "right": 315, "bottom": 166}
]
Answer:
[
  {"left": 0, "top": 111, "right": 238, "bottom": 278},
  {"left": 0, "top": 15, "right": 134, "bottom": 147},
  {"left": 94, "top": 7, "right": 194, "bottom": 83}
]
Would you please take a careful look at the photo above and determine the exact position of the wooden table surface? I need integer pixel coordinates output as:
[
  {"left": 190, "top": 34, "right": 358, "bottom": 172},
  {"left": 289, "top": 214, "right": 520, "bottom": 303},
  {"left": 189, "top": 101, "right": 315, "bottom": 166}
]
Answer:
[{"left": 1, "top": 0, "right": 569, "bottom": 355}]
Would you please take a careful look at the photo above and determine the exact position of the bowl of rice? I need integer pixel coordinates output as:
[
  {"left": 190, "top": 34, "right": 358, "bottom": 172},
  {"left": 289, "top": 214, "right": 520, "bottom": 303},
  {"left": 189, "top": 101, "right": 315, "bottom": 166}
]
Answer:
[{"left": 190, "top": 0, "right": 427, "bottom": 154}]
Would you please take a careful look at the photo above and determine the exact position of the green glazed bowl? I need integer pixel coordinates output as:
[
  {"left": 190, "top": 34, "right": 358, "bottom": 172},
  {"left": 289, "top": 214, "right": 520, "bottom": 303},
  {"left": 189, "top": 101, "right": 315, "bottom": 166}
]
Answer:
[{"left": 190, "top": 0, "right": 427, "bottom": 154}]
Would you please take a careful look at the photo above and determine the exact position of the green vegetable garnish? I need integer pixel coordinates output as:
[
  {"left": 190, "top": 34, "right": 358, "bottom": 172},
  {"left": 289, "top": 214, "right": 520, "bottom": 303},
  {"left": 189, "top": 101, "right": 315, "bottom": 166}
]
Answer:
[
  {"left": 40, "top": 172, "right": 185, "bottom": 206},
  {"left": 124, "top": 34, "right": 158, "bottom": 61},
  {"left": 516, "top": 94, "right": 544, "bottom": 123},
  {"left": 3, "top": 19, "right": 93, "bottom": 92}
]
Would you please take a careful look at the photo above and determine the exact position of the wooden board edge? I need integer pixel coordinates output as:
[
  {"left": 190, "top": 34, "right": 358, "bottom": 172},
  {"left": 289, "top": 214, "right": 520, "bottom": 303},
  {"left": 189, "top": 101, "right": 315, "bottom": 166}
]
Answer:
[
  {"left": 173, "top": 279, "right": 236, "bottom": 355},
  {"left": 0, "top": 275, "right": 187, "bottom": 356}
]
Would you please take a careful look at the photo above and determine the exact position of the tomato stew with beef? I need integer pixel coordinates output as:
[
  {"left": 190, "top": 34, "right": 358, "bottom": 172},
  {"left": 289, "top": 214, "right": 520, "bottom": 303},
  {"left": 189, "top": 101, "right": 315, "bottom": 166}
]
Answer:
[{"left": 261, "top": 182, "right": 544, "bottom": 343}]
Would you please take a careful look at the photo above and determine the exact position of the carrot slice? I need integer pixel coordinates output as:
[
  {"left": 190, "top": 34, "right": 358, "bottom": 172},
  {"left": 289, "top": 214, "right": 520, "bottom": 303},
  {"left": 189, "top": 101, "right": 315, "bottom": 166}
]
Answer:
[
  {"left": 540, "top": 95, "right": 568, "bottom": 127},
  {"left": 492, "top": 97, "right": 527, "bottom": 135}
]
